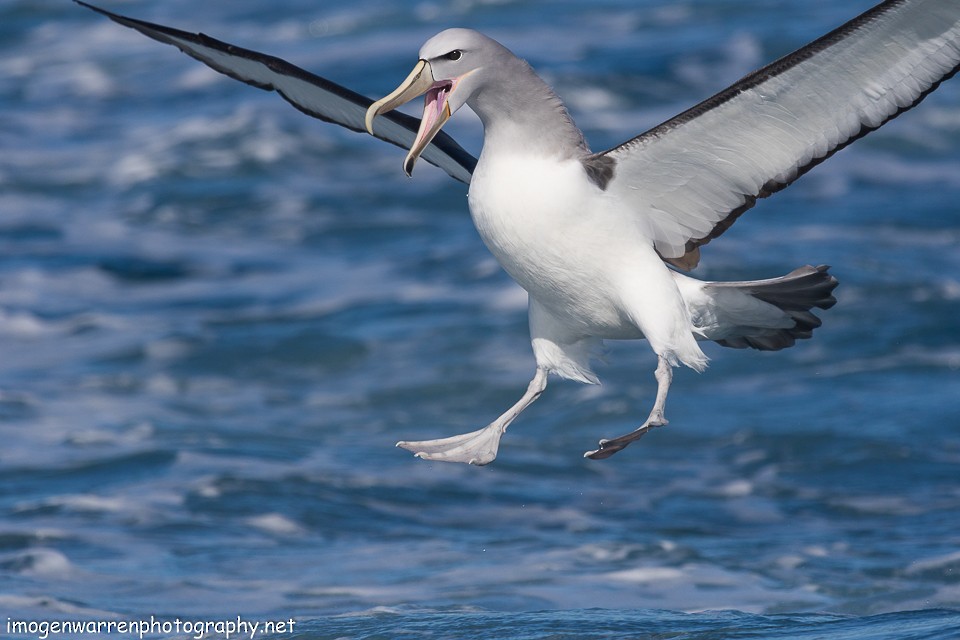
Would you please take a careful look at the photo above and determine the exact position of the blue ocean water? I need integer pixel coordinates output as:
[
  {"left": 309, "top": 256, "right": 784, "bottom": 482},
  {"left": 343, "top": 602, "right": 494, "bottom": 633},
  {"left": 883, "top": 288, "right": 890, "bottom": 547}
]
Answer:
[{"left": 2, "top": 0, "right": 960, "bottom": 638}]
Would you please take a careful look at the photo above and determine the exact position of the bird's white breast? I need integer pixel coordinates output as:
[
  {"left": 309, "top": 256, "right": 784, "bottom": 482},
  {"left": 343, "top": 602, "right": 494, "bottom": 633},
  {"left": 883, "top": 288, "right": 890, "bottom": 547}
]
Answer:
[{"left": 468, "top": 152, "right": 656, "bottom": 337}]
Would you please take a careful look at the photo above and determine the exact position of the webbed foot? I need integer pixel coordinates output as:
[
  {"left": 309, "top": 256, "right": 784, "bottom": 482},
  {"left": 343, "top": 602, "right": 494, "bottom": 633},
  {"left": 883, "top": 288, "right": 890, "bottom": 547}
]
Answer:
[
  {"left": 396, "top": 368, "right": 549, "bottom": 465},
  {"left": 584, "top": 355, "right": 673, "bottom": 460},
  {"left": 397, "top": 423, "right": 504, "bottom": 465},
  {"left": 583, "top": 416, "right": 667, "bottom": 460}
]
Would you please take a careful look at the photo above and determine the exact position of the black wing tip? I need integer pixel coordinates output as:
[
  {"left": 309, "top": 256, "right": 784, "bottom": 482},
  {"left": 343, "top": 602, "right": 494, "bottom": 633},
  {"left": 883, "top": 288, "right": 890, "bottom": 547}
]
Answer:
[
  {"left": 74, "top": 0, "right": 196, "bottom": 45},
  {"left": 75, "top": 1, "right": 112, "bottom": 19},
  {"left": 75, "top": 1, "right": 133, "bottom": 24}
]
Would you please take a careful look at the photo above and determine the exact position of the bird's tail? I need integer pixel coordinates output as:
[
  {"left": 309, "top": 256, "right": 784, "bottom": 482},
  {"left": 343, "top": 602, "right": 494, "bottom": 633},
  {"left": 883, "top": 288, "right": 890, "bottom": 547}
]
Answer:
[{"left": 688, "top": 264, "right": 838, "bottom": 351}]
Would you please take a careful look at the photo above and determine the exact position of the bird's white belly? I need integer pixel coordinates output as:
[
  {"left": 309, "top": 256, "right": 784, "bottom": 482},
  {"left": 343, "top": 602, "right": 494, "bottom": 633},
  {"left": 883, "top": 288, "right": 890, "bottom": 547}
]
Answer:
[{"left": 468, "top": 153, "right": 653, "bottom": 338}]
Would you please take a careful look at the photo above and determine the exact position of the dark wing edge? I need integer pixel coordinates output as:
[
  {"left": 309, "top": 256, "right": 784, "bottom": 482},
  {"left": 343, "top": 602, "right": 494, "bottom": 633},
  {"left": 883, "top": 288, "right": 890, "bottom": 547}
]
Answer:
[
  {"left": 75, "top": 1, "right": 477, "bottom": 184},
  {"left": 592, "top": 0, "right": 960, "bottom": 268}
]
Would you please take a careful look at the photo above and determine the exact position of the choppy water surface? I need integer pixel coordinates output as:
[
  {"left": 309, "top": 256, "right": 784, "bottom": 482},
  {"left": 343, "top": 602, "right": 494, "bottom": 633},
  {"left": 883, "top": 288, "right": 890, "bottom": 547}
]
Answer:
[{"left": 2, "top": 0, "right": 959, "bottom": 638}]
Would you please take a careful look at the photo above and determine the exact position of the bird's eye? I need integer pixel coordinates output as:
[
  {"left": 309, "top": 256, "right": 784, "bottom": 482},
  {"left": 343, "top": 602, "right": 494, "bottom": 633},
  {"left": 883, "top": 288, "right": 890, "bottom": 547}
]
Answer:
[{"left": 445, "top": 50, "right": 462, "bottom": 61}]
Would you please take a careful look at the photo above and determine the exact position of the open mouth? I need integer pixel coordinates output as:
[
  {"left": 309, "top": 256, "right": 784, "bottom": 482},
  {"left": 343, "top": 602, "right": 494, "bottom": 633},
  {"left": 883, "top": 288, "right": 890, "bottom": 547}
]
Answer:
[
  {"left": 416, "top": 80, "right": 454, "bottom": 145},
  {"left": 403, "top": 79, "right": 455, "bottom": 176}
]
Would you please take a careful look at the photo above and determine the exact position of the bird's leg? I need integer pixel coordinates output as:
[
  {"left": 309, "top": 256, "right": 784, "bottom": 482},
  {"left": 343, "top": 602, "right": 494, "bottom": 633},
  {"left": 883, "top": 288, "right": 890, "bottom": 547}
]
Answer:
[
  {"left": 584, "top": 356, "right": 672, "bottom": 460},
  {"left": 396, "top": 368, "right": 548, "bottom": 465}
]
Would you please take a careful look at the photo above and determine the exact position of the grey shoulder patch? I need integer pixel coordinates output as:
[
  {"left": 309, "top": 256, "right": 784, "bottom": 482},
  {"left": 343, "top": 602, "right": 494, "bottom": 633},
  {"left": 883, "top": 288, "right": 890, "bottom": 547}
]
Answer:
[{"left": 581, "top": 154, "right": 617, "bottom": 190}]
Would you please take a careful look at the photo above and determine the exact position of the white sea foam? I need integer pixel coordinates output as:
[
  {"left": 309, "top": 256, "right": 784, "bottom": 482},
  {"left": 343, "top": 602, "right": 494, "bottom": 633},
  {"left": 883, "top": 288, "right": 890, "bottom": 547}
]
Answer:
[
  {"left": 10, "top": 549, "right": 74, "bottom": 578},
  {"left": 905, "top": 550, "right": 960, "bottom": 575},
  {"left": 246, "top": 513, "right": 307, "bottom": 536}
]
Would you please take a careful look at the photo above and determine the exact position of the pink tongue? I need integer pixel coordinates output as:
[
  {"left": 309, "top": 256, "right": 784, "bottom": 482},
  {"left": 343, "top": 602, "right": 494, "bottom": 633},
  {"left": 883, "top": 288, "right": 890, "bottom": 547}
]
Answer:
[
  {"left": 429, "top": 85, "right": 449, "bottom": 117},
  {"left": 415, "top": 84, "right": 450, "bottom": 146}
]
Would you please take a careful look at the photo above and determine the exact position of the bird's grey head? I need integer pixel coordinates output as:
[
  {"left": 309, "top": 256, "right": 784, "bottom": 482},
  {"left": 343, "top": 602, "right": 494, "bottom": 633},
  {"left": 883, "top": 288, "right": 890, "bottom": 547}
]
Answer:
[
  {"left": 365, "top": 28, "right": 516, "bottom": 176},
  {"left": 418, "top": 28, "right": 510, "bottom": 105}
]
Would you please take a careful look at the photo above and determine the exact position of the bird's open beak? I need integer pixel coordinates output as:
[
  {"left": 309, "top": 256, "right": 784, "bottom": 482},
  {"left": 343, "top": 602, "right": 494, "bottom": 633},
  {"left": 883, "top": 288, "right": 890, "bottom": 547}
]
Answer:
[{"left": 365, "top": 60, "right": 456, "bottom": 176}]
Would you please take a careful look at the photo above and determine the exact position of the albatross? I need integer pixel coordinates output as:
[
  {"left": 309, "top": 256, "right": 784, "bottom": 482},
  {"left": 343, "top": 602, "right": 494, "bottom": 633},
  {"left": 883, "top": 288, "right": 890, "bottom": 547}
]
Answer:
[{"left": 78, "top": 1, "right": 960, "bottom": 464}]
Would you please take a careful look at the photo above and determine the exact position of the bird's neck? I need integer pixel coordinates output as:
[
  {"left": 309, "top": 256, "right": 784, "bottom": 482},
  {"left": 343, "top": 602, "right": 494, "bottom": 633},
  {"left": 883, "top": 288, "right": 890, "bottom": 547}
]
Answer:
[{"left": 470, "top": 61, "right": 588, "bottom": 161}]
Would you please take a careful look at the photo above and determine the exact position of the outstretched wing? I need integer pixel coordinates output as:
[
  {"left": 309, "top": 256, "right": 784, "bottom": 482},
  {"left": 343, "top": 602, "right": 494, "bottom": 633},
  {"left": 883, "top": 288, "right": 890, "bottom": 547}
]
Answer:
[
  {"left": 593, "top": 0, "right": 960, "bottom": 270},
  {"left": 76, "top": 1, "right": 477, "bottom": 184}
]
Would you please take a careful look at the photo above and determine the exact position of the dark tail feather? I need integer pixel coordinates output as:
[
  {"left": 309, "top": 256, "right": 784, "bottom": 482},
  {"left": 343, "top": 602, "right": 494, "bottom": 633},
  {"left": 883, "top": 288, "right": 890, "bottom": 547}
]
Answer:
[{"left": 709, "top": 264, "right": 838, "bottom": 351}]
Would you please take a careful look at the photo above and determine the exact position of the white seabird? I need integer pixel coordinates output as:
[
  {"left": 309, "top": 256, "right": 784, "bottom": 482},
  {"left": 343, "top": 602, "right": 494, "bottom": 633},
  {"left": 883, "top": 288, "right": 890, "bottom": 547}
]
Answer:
[{"left": 79, "top": 1, "right": 960, "bottom": 464}]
